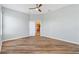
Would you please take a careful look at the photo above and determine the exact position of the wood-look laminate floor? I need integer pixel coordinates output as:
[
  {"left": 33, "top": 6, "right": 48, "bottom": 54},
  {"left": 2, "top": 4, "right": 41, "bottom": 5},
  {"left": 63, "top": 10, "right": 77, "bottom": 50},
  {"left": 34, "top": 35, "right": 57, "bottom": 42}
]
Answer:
[{"left": 1, "top": 36, "right": 79, "bottom": 54}]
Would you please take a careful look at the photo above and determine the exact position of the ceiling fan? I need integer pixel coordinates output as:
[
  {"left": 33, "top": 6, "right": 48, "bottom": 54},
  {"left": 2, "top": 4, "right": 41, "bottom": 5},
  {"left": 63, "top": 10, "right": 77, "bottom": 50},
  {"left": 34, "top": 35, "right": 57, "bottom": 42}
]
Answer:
[{"left": 29, "top": 4, "right": 42, "bottom": 12}]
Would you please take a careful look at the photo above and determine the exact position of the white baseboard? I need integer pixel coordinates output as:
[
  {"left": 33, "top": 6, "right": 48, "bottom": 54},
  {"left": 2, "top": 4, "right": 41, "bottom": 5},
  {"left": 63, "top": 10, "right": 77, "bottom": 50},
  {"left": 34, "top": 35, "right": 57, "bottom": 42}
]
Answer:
[
  {"left": 2, "top": 36, "right": 29, "bottom": 42},
  {"left": 42, "top": 35, "right": 79, "bottom": 45},
  {"left": 2, "top": 35, "right": 79, "bottom": 45}
]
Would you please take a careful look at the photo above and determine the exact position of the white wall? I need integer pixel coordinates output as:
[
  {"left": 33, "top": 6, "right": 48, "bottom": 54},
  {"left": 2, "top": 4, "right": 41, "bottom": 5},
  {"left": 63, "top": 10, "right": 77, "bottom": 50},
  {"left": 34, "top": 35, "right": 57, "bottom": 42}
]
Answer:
[
  {"left": 41, "top": 5, "right": 79, "bottom": 44},
  {"left": 0, "top": 6, "right": 1, "bottom": 40},
  {"left": 0, "top": 5, "right": 2, "bottom": 52},
  {"left": 2, "top": 7, "right": 29, "bottom": 40}
]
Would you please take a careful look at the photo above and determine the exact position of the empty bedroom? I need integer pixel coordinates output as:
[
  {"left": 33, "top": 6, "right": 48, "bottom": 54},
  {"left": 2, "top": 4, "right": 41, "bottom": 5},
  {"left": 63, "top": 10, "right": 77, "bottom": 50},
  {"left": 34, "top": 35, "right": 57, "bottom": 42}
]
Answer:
[{"left": 0, "top": 4, "right": 79, "bottom": 54}]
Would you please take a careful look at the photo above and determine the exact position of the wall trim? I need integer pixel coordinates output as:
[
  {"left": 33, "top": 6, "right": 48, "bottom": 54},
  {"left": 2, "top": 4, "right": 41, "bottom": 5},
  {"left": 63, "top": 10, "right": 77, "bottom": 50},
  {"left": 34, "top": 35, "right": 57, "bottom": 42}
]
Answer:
[
  {"left": 2, "top": 35, "right": 79, "bottom": 45},
  {"left": 2, "top": 36, "right": 29, "bottom": 42},
  {"left": 42, "top": 35, "right": 79, "bottom": 45},
  {"left": 2, "top": 35, "right": 36, "bottom": 42}
]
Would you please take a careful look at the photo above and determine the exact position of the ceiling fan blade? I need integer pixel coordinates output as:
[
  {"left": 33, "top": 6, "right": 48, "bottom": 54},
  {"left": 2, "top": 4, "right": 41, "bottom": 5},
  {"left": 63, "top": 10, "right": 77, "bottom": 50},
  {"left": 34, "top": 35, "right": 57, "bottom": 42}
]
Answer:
[
  {"left": 39, "top": 4, "right": 42, "bottom": 7},
  {"left": 29, "top": 7, "right": 36, "bottom": 9},
  {"left": 38, "top": 9, "right": 42, "bottom": 12}
]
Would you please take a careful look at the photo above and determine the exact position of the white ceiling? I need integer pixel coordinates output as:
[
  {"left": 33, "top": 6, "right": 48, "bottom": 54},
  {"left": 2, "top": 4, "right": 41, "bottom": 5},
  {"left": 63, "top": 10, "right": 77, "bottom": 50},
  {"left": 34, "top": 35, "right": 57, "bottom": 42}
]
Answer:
[{"left": 2, "top": 4, "right": 70, "bottom": 14}]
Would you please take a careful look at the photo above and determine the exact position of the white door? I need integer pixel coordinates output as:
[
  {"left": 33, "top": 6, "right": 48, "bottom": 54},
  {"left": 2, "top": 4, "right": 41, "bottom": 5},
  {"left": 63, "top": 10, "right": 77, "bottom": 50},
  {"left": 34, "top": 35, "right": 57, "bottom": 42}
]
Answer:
[{"left": 29, "top": 21, "right": 35, "bottom": 36}]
